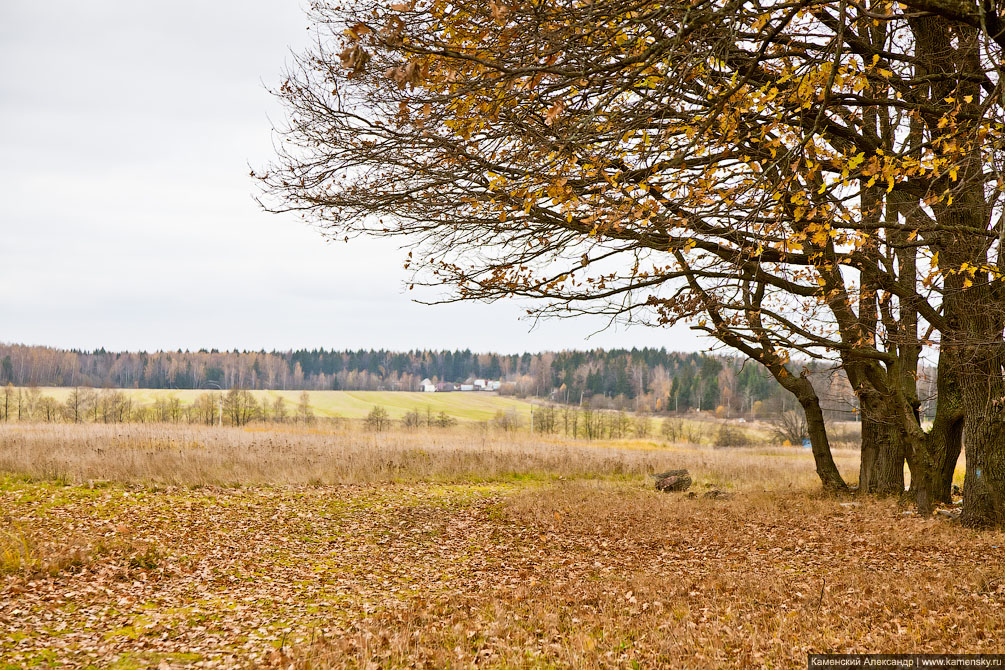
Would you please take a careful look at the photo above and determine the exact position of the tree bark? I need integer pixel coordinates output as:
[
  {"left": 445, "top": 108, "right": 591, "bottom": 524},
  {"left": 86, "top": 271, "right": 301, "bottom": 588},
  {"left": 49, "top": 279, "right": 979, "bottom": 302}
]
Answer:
[
  {"left": 957, "top": 314, "right": 1005, "bottom": 526},
  {"left": 844, "top": 354, "right": 908, "bottom": 496},
  {"left": 787, "top": 373, "right": 848, "bottom": 492},
  {"left": 909, "top": 5, "right": 1005, "bottom": 527},
  {"left": 858, "top": 397, "right": 906, "bottom": 495},
  {"left": 925, "top": 349, "right": 964, "bottom": 504}
]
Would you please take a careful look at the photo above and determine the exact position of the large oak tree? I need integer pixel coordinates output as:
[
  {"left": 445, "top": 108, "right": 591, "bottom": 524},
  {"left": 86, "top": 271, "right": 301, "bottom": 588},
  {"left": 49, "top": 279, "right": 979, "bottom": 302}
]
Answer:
[{"left": 261, "top": 0, "right": 1005, "bottom": 525}]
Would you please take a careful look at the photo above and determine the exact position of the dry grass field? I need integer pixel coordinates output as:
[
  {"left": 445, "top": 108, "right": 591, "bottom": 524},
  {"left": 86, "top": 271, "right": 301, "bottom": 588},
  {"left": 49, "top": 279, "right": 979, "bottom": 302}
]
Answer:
[
  {"left": 13, "top": 386, "right": 789, "bottom": 446},
  {"left": 0, "top": 423, "right": 993, "bottom": 669},
  {"left": 30, "top": 389, "right": 538, "bottom": 423}
]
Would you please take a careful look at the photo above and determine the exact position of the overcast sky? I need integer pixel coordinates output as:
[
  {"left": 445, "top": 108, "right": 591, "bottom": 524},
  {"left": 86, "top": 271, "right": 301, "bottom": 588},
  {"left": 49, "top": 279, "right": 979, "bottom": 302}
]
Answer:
[{"left": 0, "top": 1, "right": 704, "bottom": 354}]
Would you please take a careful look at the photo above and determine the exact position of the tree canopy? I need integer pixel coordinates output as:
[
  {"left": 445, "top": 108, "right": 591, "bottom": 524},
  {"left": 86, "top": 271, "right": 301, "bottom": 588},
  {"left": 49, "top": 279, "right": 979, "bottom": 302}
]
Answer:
[{"left": 261, "top": 0, "right": 1005, "bottom": 525}]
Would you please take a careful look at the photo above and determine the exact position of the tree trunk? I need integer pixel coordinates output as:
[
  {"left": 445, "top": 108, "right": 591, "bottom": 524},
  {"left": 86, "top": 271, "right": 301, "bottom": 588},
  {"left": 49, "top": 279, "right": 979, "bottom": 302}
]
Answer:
[
  {"left": 859, "top": 410, "right": 905, "bottom": 495},
  {"left": 771, "top": 370, "right": 847, "bottom": 491},
  {"left": 683, "top": 275, "right": 848, "bottom": 493},
  {"left": 959, "top": 363, "right": 1005, "bottom": 526},
  {"left": 957, "top": 322, "right": 1005, "bottom": 526},
  {"left": 926, "top": 416, "right": 964, "bottom": 503},
  {"left": 925, "top": 348, "right": 964, "bottom": 504},
  {"left": 910, "top": 4, "right": 1004, "bottom": 527},
  {"left": 859, "top": 413, "right": 877, "bottom": 494},
  {"left": 854, "top": 375, "right": 906, "bottom": 495},
  {"left": 796, "top": 380, "right": 847, "bottom": 492}
]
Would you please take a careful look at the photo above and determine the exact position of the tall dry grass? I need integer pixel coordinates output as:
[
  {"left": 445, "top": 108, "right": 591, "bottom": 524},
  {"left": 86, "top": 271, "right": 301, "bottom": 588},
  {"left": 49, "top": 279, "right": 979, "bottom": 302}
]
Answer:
[
  {"left": 0, "top": 422, "right": 860, "bottom": 490},
  {"left": 0, "top": 520, "right": 35, "bottom": 574}
]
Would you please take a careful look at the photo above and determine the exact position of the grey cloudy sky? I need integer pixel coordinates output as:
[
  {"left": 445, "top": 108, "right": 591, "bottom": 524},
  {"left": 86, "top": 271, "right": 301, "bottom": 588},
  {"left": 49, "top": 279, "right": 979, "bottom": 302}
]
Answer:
[{"left": 0, "top": 1, "right": 704, "bottom": 354}]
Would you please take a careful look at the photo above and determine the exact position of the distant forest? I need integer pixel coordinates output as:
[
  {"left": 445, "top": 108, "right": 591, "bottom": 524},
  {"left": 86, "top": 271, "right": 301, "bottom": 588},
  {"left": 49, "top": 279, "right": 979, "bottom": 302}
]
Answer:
[{"left": 0, "top": 343, "right": 876, "bottom": 416}]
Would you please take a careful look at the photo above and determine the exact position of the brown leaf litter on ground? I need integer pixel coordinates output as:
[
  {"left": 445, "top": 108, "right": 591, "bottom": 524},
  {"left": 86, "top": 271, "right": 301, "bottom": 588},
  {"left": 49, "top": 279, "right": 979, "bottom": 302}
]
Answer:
[{"left": 2, "top": 478, "right": 1003, "bottom": 669}]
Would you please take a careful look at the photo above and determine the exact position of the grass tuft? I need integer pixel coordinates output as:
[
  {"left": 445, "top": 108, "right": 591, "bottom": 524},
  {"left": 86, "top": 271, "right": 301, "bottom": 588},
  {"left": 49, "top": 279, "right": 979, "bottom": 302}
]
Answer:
[{"left": 0, "top": 521, "right": 36, "bottom": 574}]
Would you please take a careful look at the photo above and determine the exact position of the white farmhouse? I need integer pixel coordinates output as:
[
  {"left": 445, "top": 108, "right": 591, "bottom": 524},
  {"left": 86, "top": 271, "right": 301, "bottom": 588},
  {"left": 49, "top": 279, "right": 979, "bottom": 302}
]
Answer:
[{"left": 420, "top": 378, "right": 436, "bottom": 393}]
